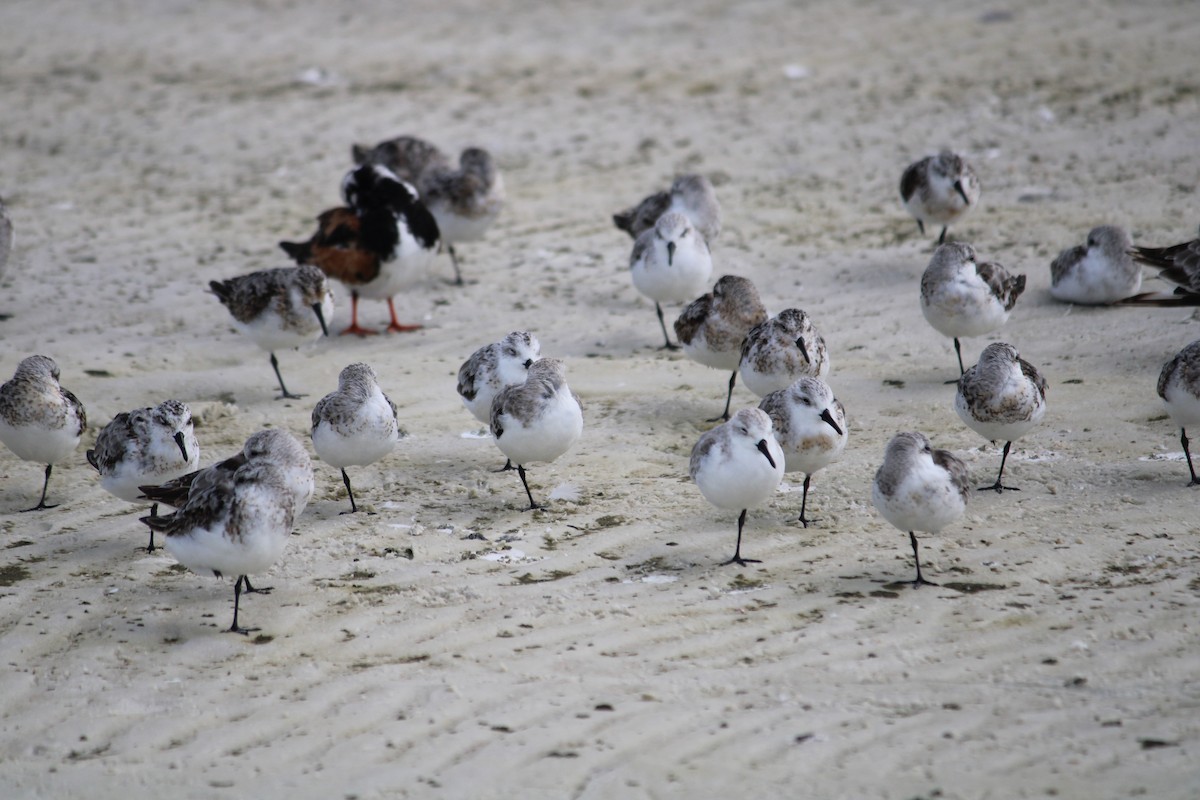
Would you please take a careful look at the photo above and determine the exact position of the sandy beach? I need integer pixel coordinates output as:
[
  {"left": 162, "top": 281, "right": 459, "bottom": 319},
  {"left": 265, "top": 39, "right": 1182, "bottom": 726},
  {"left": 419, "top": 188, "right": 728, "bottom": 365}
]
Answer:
[{"left": 1, "top": 0, "right": 1199, "bottom": 797}]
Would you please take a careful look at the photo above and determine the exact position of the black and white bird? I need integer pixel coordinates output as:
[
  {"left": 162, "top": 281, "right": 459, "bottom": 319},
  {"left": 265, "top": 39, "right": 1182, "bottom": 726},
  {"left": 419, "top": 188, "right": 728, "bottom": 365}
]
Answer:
[
  {"left": 920, "top": 242, "right": 1025, "bottom": 377},
  {"left": 142, "top": 457, "right": 298, "bottom": 635},
  {"left": 900, "top": 150, "right": 980, "bottom": 244},
  {"left": 739, "top": 308, "right": 830, "bottom": 398},
  {"left": 0, "top": 355, "right": 86, "bottom": 511},
  {"left": 954, "top": 342, "right": 1048, "bottom": 493},
  {"left": 872, "top": 431, "right": 970, "bottom": 587},
  {"left": 629, "top": 211, "right": 713, "bottom": 349},
  {"left": 675, "top": 275, "right": 768, "bottom": 421},
  {"left": 281, "top": 164, "right": 439, "bottom": 335},
  {"left": 87, "top": 399, "right": 200, "bottom": 551},
  {"left": 311, "top": 363, "right": 402, "bottom": 513},
  {"left": 457, "top": 331, "right": 540, "bottom": 470},
  {"left": 209, "top": 265, "right": 333, "bottom": 399},
  {"left": 1049, "top": 225, "right": 1141, "bottom": 305},
  {"left": 758, "top": 377, "right": 847, "bottom": 527},
  {"left": 689, "top": 407, "right": 784, "bottom": 566},
  {"left": 490, "top": 358, "right": 583, "bottom": 511},
  {"left": 352, "top": 136, "right": 502, "bottom": 286}
]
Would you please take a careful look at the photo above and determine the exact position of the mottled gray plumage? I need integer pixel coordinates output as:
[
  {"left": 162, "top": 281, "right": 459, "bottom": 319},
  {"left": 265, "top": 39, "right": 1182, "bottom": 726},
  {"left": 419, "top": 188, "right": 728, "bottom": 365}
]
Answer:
[
  {"left": 140, "top": 429, "right": 313, "bottom": 519},
  {"left": 955, "top": 343, "right": 1047, "bottom": 493},
  {"left": 0, "top": 355, "right": 87, "bottom": 511},
  {"left": 1126, "top": 232, "right": 1200, "bottom": 304},
  {"left": 613, "top": 174, "right": 721, "bottom": 243},
  {"left": 872, "top": 431, "right": 970, "bottom": 586},
  {"left": 900, "top": 150, "right": 980, "bottom": 244}
]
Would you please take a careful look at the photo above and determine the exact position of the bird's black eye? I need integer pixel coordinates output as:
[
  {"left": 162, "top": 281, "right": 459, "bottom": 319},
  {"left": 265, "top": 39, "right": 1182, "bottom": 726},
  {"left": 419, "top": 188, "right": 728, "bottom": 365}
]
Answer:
[{"left": 800, "top": 396, "right": 811, "bottom": 406}]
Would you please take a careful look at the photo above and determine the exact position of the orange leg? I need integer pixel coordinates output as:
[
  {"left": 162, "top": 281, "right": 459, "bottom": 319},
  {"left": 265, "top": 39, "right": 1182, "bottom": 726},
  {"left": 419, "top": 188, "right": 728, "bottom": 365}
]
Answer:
[
  {"left": 385, "top": 297, "right": 423, "bottom": 333},
  {"left": 340, "top": 292, "right": 378, "bottom": 336}
]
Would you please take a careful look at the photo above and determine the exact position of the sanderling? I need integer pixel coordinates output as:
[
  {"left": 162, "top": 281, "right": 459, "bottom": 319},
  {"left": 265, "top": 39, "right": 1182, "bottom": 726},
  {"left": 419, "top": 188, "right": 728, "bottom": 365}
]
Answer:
[
  {"left": 140, "top": 429, "right": 314, "bottom": 522},
  {"left": 86, "top": 399, "right": 199, "bottom": 551},
  {"left": 675, "top": 275, "right": 768, "bottom": 421},
  {"left": 490, "top": 358, "right": 583, "bottom": 510},
  {"left": 629, "top": 211, "right": 714, "bottom": 350},
  {"left": 955, "top": 342, "right": 1047, "bottom": 492},
  {"left": 352, "top": 135, "right": 450, "bottom": 183},
  {"left": 353, "top": 136, "right": 502, "bottom": 286},
  {"left": 458, "top": 331, "right": 540, "bottom": 470},
  {"left": 871, "top": 431, "right": 970, "bottom": 587},
  {"left": 614, "top": 174, "right": 721, "bottom": 244},
  {"left": 1125, "top": 231, "right": 1200, "bottom": 305},
  {"left": 0, "top": 355, "right": 86, "bottom": 511},
  {"left": 921, "top": 242, "right": 1026, "bottom": 377},
  {"left": 281, "top": 164, "right": 440, "bottom": 335},
  {"left": 739, "top": 308, "right": 830, "bottom": 398},
  {"left": 1049, "top": 225, "right": 1141, "bottom": 304},
  {"left": 0, "top": 198, "right": 12, "bottom": 278},
  {"left": 311, "top": 363, "right": 402, "bottom": 513},
  {"left": 758, "top": 377, "right": 847, "bottom": 527},
  {"left": 689, "top": 407, "right": 784, "bottom": 566},
  {"left": 142, "top": 458, "right": 297, "bottom": 635},
  {"left": 1157, "top": 339, "right": 1200, "bottom": 486},
  {"left": 210, "top": 265, "right": 333, "bottom": 400},
  {"left": 900, "top": 150, "right": 980, "bottom": 244}
]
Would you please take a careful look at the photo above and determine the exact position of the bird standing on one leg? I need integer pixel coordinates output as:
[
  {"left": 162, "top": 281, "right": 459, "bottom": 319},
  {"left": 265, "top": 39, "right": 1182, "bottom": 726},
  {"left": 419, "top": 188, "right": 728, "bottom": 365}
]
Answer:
[
  {"left": 758, "top": 377, "right": 847, "bottom": 527},
  {"left": 954, "top": 342, "right": 1047, "bottom": 493},
  {"left": 490, "top": 359, "right": 583, "bottom": 511},
  {"left": 690, "top": 407, "right": 785, "bottom": 566},
  {"left": 0, "top": 355, "right": 87, "bottom": 512},
  {"left": 1157, "top": 339, "right": 1200, "bottom": 486},
  {"left": 209, "top": 265, "right": 333, "bottom": 399},
  {"left": 675, "top": 275, "right": 768, "bottom": 421},
  {"left": 872, "top": 431, "right": 970, "bottom": 587}
]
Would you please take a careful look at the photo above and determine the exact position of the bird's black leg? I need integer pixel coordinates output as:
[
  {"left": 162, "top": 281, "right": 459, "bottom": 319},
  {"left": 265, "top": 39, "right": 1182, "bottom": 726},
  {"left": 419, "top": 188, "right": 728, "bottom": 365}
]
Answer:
[
  {"left": 517, "top": 465, "right": 544, "bottom": 511},
  {"left": 980, "top": 441, "right": 1020, "bottom": 492},
  {"left": 655, "top": 303, "right": 679, "bottom": 350},
  {"left": 270, "top": 352, "right": 304, "bottom": 400},
  {"left": 493, "top": 458, "right": 515, "bottom": 473},
  {"left": 938, "top": 227, "right": 948, "bottom": 245},
  {"left": 720, "top": 509, "right": 762, "bottom": 566},
  {"left": 908, "top": 531, "right": 938, "bottom": 587},
  {"left": 242, "top": 577, "right": 272, "bottom": 595},
  {"left": 146, "top": 502, "right": 160, "bottom": 553},
  {"left": 798, "top": 474, "right": 813, "bottom": 528},
  {"left": 21, "top": 464, "right": 57, "bottom": 512},
  {"left": 1182, "top": 428, "right": 1199, "bottom": 487},
  {"left": 227, "top": 576, "right": 262, "bottom": 635},
  {"left": 707, "top": 371, "right": 737, "bottom": 422},
  {"left": 340, "top": 468, "right": 359, "bottom": 514}
]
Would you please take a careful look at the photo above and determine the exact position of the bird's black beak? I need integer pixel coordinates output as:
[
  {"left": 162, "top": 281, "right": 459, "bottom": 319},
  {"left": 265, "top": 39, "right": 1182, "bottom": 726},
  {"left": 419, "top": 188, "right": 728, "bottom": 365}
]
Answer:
[
  {"left": 666, "top": 240, "right": 676, "bottom": 266},
  {"left": 954, "top": 179, "right": 970, "bottom": 205},
  {"left": 795, "top": 336, "right": 809, "bottom": 362},
  {"left": 819, "top": 407, "right": 843, "bottom": 436},
  {"left": 173, "top": 431, "right": 189, "bottom": 462},
  {"left": 755, "top": 438, "right": 777, "bottom": 470},
  {"left": 312, "top": 302, "right": 329, "bottom": 337}
]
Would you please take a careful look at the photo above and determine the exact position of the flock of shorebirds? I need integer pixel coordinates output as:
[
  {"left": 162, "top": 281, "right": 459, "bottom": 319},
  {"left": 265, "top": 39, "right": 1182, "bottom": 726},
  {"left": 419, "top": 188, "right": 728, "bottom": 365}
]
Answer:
[{"left": 1, "top": 142, "right": 1198, "bottom": 633}]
